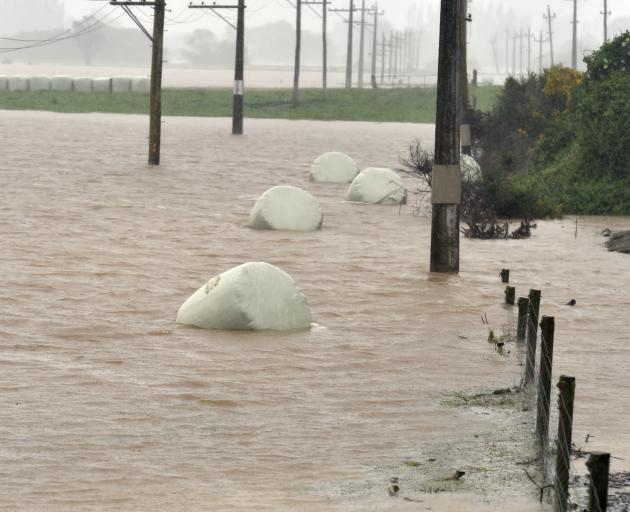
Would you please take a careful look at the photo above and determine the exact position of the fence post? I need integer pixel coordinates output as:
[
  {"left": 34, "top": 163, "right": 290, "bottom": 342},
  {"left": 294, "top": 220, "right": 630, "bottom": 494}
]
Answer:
[
  {"left": 500, "top": 268, "right": 510, "bottom": 283},
  {"left": 536, "top": 316, "right": 555, "bottom": 449},
  {"left": 525, "top": 289, "right": 541, "bottom": 385},
  {"left": 553, "top": 375, "right": 575, "bottom": 512},
  {"left": 505, "top": 286, "right": 515, "bottom": 305},
  {"left": 517, "top": 297, "right": 529, "bottom": 341},
  {"left": 586, "top": 452, "right": 610, "bottom": 512}
]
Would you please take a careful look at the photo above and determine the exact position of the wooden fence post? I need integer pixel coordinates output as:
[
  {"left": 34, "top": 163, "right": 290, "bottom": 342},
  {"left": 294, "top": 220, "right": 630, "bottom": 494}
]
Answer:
[
  {"left": 553, "top": 375, "right": 575, "bottom": 512},
  {"left": 586, "top": 452, "right": 610, "bottom": 512},
  {"left": 517, "top": 297, "right": 529, "bottom": 341},
  {"left": 500, "top": 268, "right": 510, "bottom": 283},
  {"left": 525, "top": 289, "right": 541, "bottom": 384},
  {"left": 536, "top": 316, "right": 555, "bottom": 449},
  {"left": 505, "top": 286, "right": 515, "bottom": 305}
]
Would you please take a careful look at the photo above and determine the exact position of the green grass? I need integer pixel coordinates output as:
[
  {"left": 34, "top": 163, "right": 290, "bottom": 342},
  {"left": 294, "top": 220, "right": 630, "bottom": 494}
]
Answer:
[{"left": 0, "top": 86, "right": 501, "bottom": 123}]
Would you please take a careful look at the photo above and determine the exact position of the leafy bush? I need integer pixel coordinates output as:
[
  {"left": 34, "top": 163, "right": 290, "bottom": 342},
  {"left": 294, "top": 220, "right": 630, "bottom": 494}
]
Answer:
[{"left": 584, "top": 31, "right": 630, "bottom": 80}]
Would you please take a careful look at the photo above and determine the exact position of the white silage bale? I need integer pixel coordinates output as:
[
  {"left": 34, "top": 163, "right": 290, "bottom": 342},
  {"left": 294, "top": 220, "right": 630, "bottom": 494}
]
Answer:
[
  {"left": 8, "top": 76, "right": 29, "bottom": 92},
  {"left": 92, "top": 77, "right": 111, "bottom": 93},
  {"left": 248, "top": 185, "right": 323, "bottom": 231},
  {"left": 28, "top": 76, "right": 51, "bottom": 92},
  {"left": 73, "top": 77, "right": 93, "bottom": 93},
  {"left": 345, "top": 167, "right": 407, "bottom": 205},
  {"left": 51, "top": 76, "right": 73, "bottom": 91},
  {"left": 176, "top": 262, "right": 313, "bottom": 331},
  {"left": 309, "top": 151, "right": 359, "bottom": 183},
  {"left": 460, "top": 154, "right": 482, "bottom": 183},
  {"left": 131, "top": 76, "right": 150, "bottom": 94},
  {"left": 111, "top": 76, "right": 131, "bottom": 93}
]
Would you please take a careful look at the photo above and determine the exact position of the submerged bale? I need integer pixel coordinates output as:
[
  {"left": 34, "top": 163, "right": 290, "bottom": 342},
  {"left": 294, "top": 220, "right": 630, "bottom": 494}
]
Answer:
[
  {"left": 28, "top": 76, "right": 51, "bottom": 91},
  {"left": 73, "top": 77, "right": 92, "bottom": 93},
  {"left": 249, "top": 185, "right": 323, "bottom": 231},
  {"left": 51, "top": 76, "right": 73, "bottom": 91},
  {"left": 92, "top": 77, "right": 111, "bottom": 93},
  {"left": 461, "top": 154, "right": 481, "bottom": 182},
  {"left": 8, "top": 76, "right": 29, "bottom": 92},
  {"left": 111, "top": 76, "right": 131, "bottom": 93},
  {"left": 345, "top": 167, "right": 407, "bottom": 205},
  {"left": 131, "top": 76, "right": 150, "bottom": 94},
  {"left": 176, "top": 262, "right": 313, "bottom": 330},
  {"left": 309, "top": 151, "right": 359, "bottom": 183},
  {"left": 0, "top": 75, "right": 7, "bottom": 91}
]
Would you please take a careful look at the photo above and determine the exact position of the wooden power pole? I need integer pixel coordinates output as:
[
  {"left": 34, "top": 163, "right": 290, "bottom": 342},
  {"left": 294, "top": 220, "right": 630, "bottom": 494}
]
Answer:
[
  {"left": 111, "top": 0, "right": 166, "bottom": 165},
  {"left": 430, "top": 0, "right": 461, "bottom": 273},
  {"left": 330, "top": 1, "right": 355, "bottom": 88},
  {"left": 544, "top": 5, "right": 556, "bottom": 66},
  {"left": 292, "top": 0, "right": 302, "bottom": 107},
  {"left": 370, "top": 3, "right": 384, "bottom": 89},
  {"left": 189, "top": 1, "right": 246, "bottom": 134}
]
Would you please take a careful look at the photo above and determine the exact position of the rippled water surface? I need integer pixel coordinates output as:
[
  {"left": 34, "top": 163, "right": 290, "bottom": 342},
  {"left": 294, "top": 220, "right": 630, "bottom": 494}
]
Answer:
[{"left": 0, "top": 111, "right": 628, "bottom": 511}]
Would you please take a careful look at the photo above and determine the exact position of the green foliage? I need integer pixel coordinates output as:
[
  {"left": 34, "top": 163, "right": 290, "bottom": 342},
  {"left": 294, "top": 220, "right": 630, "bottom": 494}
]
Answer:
[{"left": 584, "top": 31, "right": 630, "bottom": 81}]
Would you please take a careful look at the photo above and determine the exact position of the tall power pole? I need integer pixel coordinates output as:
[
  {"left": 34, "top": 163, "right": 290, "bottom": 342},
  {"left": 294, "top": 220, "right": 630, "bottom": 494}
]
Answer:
[
  {"left": 602, "top": 0, "right": 611, "bottom": 42},
  {"left": 430, "top": 0, "right": 461, "bottom": 273},
  {"left": 505, "top": 27, "right": 509, "bottom": 74},
  {"left": 569, "top": 0, "right": 578, "bottom": 69},
  {"left": 358, "top": 0, "right": 366, "bottom": 87},
  {"left": 512, "top": 31, "right": 517, "bottom": 76},
  {"left": 526, "top": 26, "right": 532, "bottom": 74},
  {"left": 544, "top": 5, "right": 556, "bottom": 66},
  {"left": 331, "top": 1, "right": 356, "bottom": 88},
  {"left": 388, "top": 31, "right": 394, "bottom": 82},
  {"left": 190, "top": 2, "right": 246, "bottom": 134},
  {"left": 292, "top": 0, "right": 302, "bottom": 107},
  {"left": 304, "top": 0, "right": 329, "bottom": 90},
  {"left": 534, "top": 29, "right": 548, "bottom": 74},
  {"left": 111, "top": 0, "right": 166, "bottom": 165},
  {"left": 380, "top": 32, "right": 386, "bottom": 84},
  {"left": 519, "top": 27, "right": 524, "bottom": 76},
  {"left": 370, "top": 3, "right": 384, "bottom": 89}
]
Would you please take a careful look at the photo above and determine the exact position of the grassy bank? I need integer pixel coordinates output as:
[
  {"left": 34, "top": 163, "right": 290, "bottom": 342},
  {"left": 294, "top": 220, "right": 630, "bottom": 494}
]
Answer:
[{"left": 0, "top": 86, "right": 500, "bottom": 123}]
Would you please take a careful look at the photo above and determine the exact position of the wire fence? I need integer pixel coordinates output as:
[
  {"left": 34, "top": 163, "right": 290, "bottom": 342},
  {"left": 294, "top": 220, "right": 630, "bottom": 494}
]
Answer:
[{"left": 497, "top": 272, "right": 616, "bottom": 512}]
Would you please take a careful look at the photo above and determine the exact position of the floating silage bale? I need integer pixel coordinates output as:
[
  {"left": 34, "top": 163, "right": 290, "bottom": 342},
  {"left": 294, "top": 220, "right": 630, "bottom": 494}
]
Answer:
[
  {"left": 176, "top": 262, "right": 313, "bottom": 331},
  {"left": 460, "top": 154, "right": 481, "bottom": 182},
  {"left": 111, "top": 76, "right": 131, "bottom": 93},
  {"left": 28, "top": 76, "right": 51, "bottom": 92},
  {"left": 309, "top": 151, "right": 359, "bottom": 183},
  {"left": 131, "top": 76, "right": 150, "bottom": 94},
  {"left": 8, "top": 76, "right": 29, "bottom": 92},
  {"left": 0, "top": 75, "right": 7, "bottom": 91},
  {"left": 51, "top": 76, "right": 73, "bottom": 91},
  {"left": 92, "top": 77, "right": 111, "bottom": 93},
  {"left": 73, "top": 77, "right": 92, "bottom": 93},
  {"left": 248, "top": 185, "right": 323, "bottom": 231},
  {"left": 345, "top": 167, "right": 407, "bottom": 205}
]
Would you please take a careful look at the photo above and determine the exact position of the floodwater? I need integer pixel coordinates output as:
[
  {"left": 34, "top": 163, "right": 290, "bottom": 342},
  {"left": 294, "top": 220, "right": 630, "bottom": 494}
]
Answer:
[{"left": 0, "top": 111, "right": 629, "bottom": 511}]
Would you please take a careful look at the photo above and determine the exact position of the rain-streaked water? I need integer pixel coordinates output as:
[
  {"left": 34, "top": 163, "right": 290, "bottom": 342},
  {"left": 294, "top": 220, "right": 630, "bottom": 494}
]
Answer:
[{"left": 0, "top": 110, "right": 628, "bottom": 511}]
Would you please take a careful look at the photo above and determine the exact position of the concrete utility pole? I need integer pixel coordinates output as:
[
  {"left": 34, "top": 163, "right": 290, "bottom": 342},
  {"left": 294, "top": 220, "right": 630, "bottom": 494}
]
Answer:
[
  {"left": 392, "top": 31, "right": 399, "bottom": 81},
  {"left": 534, "top": 30, "right": 548, "bottom": 73},
  {"left": 358, "top": 0, "right": 366, "bottom": 87},
  {"left": 303, "top": 0, "right": 329, "bottom": 90},
  {"left": 505, "top": 26, "right": 509, "bottom": 74},
  {"left": 330, "top": 1, "right": 356, "bottom": 88},
  {"left": 370, "top": 3, "right": 384, "bottom": 89},
  {"left": 460, "top": 0, "right": 471, "bottom": 156},
  {"left": 190, "top": 1, "right": 247, "bottom": 134},
  {"left": 544, "top": 5, "right": 556, "bottom": 66},
  {"left": 527, "top": 26, "right": 532, "bottom": 74},
  {"left": 111, "top": 0, "right": 166, "bottom": 165},
  {"left": 512, "top": 31, "right": 517, "bottom": 76},
  {"left": 519, "top": 27, "right": 524, "bottom": 76},
  {"left": 602, "top": 0, "right": 611, "bottom": 42},
  {"left": 388, "top": 31, "right": 394, "bottom": 82},
  {"left": 569, "top": 0, "right": 578, "bottom": 69},
  {"left": 380, "top": 32, "right": 386, "bottom": 84},
  {"left": 292, "top": 0, "right": 302, "bottom": 107},
  {"left": 430, "top": 0, "right": 461, "bottom": 273}
]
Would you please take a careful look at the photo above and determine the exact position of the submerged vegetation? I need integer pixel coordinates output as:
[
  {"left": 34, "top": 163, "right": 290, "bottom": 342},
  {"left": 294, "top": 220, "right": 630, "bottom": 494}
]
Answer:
[{"left": 471, "top": 31, "right": 630, "bottom": 217}]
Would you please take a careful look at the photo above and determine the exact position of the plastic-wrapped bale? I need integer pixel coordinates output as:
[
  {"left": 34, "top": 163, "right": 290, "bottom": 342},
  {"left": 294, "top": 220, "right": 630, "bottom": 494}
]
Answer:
[
  {"left": 345, "top": 167, "right": 407, "bottom": 205},
  {"left": 92, "top": 77, "right": 111, "bottom": 93},
  {"left": 248, "top": 185, "right": 323, "bottom": 231},
  {"left": 51, "top": 76, "right": 73, "bottom": 91},
  {"left": 8, "top": 76, "right": 29, "bottom": 92},
  {"left": 73, "top": 77, "right": 92, "bottom": 93},
  {"left": 0, "top": 75, "right": 7, "bottom": 91},
  {"left": 111, "top": 76, "right": 131, "bottom": 93},
  {"left": 309, "top": 151, "right": 359, "bottom": 183},
  {"left": 460, "top": 154, "right": 481, "bottom": 183},
  {"left": 176, "top": 262, "right": 313, "bottom": 330},
  {"left": 131, "top": 76, "right": 150, "bottom": 94},
  {"left": 28, "top": 76, "right": 51, "bottom": 92}
]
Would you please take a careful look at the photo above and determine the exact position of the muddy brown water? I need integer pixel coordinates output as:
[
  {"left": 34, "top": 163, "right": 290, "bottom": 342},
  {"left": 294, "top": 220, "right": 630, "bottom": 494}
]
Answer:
[{"left": 0, "top": 111, "right": 628, "bottom": 511}]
